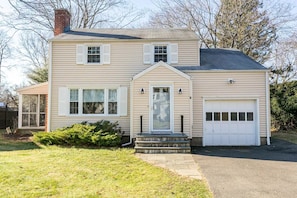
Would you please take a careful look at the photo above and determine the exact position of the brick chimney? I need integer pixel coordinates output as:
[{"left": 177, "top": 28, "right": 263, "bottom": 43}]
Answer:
[{"left": 54, "top": 9, "right": 71, "bottom": 36}]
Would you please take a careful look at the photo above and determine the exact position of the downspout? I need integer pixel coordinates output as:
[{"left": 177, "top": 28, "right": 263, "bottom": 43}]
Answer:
[
  {"left": 47, "top": 41, "right": 53, "bottom": 132},
  {"left": 122, "top": 79, "right": 133, "bottom": 147},
  {"left": 266, "top": 71, "right": 271, "bottom": 145}
]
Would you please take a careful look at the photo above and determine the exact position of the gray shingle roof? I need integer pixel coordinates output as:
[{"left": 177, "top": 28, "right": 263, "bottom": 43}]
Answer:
[
  {"left": 176, "top": 48, "right": 267, "bottom": 71},
  {"left": 51, "top": 28, "right": 198, "bottom": 41}
]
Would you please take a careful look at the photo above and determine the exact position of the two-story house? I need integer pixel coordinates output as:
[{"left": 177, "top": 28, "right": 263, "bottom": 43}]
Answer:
[{"left": 18, "top": 9, "right": 270, "bottom": 149}]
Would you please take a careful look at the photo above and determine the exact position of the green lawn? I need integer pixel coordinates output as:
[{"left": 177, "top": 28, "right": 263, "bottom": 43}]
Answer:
[
  {"left": 0, "top": 131, "right": 212, "bottom": 198},
  {"left": 272, "top": 130, "right": 297, "bottom": 144}
]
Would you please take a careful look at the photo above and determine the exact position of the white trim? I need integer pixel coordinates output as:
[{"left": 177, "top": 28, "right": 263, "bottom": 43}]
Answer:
[
  {"left": 189, "top": 80, "right": 193, "bottom": 138},
  {"left": 149, "top": 83, "right": 174, "bottom": 133},
  {"left": 202, "top": 98, "right": 260, "bottom": 146},
  {"left": 130, "top": 80, "right": 134, "bottom": 138},
  {"left": 47, "top": 41, "right": 52, "bottom": 131},
  {"left": 133, "top": 61, "right": 191, "bottom": 81},
  {"left": 256, "top": 98, "right": 261, "bottom": 146},
  {"left": 202, "top": 99, "right": 206, "bottom": 146},
  {"left": 18, "top": 94, "right": 22, "bottom": 128},
  {"left": 266, "top": 71, "right": 271, "bottom": 145}
]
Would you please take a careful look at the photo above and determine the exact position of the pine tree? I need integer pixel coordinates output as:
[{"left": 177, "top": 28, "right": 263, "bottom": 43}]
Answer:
[{"left": 215, "top": 0, "right": 277, "bottom": 63}]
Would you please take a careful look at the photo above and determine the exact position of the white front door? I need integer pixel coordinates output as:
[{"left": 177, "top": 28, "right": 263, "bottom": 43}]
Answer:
[{"left": 150, "top": 86, "right": 172, "bottom": 133}]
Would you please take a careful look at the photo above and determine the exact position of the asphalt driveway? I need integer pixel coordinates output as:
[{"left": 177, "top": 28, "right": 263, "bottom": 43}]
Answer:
[{"left": 192, "top": 138, "right": 297, "bottom": 198}]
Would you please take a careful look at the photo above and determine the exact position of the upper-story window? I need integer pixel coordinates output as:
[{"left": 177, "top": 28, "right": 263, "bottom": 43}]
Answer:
[
  {"left": 76, "top": 44, "right": 110, "bottom": 65},
  {"left": 154, "top": 45, "right": 167, "bottom": 62},
  {"left": 143, "top": 43, "right": 178, "bottom": 65},
  {"left": 87, "top": 46, "right": 101, "bottom": 63}
]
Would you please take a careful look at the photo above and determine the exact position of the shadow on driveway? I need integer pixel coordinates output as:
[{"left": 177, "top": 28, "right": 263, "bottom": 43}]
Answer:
[{"left": 192, "top": 138, "right": 297, "bottom": 162}]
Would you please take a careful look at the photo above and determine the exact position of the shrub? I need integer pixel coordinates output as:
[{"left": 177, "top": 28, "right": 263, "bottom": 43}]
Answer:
[{"left": 33, "top": 121, "right": 122, "bottom": 147}]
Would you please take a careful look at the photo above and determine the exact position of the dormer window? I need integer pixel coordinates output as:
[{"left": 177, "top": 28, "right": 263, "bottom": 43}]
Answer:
[{"left": 154, "top": 45, "right": 167, "bottom": 62}]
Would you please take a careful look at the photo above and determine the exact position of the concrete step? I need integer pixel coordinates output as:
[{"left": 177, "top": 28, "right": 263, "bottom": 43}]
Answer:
[
  {"left": 135, "top": 141, "right": 190, "bottom": 147},
  {"left": 135, "top": 146, "right": 191, "bottom": 154}
]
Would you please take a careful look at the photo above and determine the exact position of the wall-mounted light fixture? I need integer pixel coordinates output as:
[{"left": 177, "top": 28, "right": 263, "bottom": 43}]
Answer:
[
  {"left": 140, "top": 88, "right": 145, "bottom": 94},
  {"left": 227, "top": 78, "right": 235, "bottom": 84},
  {"left": 178, "top": 88, "right": 182, "bottom": 94}
]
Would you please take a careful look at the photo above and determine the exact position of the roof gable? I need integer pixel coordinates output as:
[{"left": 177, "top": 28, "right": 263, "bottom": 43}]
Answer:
[{"left": 133, "top": 61, "right": 191, "bottom": 81}]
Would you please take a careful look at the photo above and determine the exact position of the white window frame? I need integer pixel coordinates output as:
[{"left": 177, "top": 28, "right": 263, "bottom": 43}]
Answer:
[
  {"left": 143, "top": 43, "right": 178, "bottom": 65},
  {"left": 76, "top": 43, "right": 110, "bottom": 65},
  {"left": 67, "top": 88, "right": 119, "bottom": 116}
]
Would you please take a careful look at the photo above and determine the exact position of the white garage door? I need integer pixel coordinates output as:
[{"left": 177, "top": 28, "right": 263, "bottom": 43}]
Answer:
[{"left": 204, "top": 100, "right": 258, "bottom": 146}]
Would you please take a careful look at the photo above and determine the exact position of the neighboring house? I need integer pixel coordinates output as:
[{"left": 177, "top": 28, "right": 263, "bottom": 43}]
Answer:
[
  {"left": 17, "top": 82, "right": 48, "bottom": 130},
  {"left": 18, "top": 9, "right": 271, "bottom": 147}
]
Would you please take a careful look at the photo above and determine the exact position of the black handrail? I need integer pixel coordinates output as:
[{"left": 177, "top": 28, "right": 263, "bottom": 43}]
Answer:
[
  {"left": 181, "top": 115, "right": 184, "bottom": 133},
  {"left": 140, "top": 115, "right": 143, "bottom": 133}
]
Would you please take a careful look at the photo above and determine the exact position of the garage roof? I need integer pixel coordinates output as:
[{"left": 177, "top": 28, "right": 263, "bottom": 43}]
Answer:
[{"left": 176, "top": 48, "right": 267, "bottom": 71}]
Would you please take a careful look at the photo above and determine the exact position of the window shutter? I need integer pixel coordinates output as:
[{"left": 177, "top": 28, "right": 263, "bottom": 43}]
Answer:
[
  {"left": 118, "top": 87, "right": 128, "bottom": 116},
  {"left": 58, "top": 87, "right": 69, "bottom": 116},
  {"left": 76, "top": 45, "right": 84, "bottom": 64},
  {"left": 169, "top": 43, "right": 178, "bottom": 64},
  {"left": 143, "top": 44, "right": 152, "bottom": 64},
  {"left": 102, "top": 44, "right": 111, "bottom": 64}
]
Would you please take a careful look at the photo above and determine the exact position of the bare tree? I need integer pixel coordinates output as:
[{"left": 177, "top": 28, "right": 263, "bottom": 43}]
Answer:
[
  {"left": 149, "top": 0, "right": 221, "bottom": 48},
  {"left": 7, "top": 0, "right": 144, "bottom": 38},
  {"left": 18, "top": 32, "right": 49, "bottom": 84},
  {"left": 149, "top": 0, "right": 297, "bottom": 63},
  {"left": 4, "top": 0, "right": 144, "bottom": 84},
  {"left": 0, "top": 31, "right": 11, "bottom": 84},
  {"left": 270, "top": 36, "right": 297, "bottom": 85}
]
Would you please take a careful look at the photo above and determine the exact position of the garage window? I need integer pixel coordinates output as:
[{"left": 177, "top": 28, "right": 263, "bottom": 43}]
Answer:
[
  {"left": 214, "top": 112, "right": 220, "bottom": 121},
  {"left": 222, "top": 112, "right": 228, "bottom": 121},
  {"left": 247, "top": 112, "right": 254, "bottom": 121},
  {"left": 231, "top": 112, "right": 237, "bottom": 121},
  {"left": 239, "top": 112, "right": 245, "bottom": 121},
  {"left": 206, "top": 112, "right": 212, "bottom": 121}
]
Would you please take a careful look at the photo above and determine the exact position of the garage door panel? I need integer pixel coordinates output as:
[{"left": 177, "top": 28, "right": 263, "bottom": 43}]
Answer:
[{"left": 204, "top": 100, "right": 257, "bottom": 146}]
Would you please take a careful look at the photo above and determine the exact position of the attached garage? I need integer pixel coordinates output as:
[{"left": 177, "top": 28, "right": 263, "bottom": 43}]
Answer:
[{"left": 203, "top": 99, "right": 259, "bottom": 146}]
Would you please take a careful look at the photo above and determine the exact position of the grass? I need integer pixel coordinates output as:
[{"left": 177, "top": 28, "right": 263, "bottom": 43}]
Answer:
[
  {"left": 271, "top": 130, "right": 297, "bottom": 144},
  {"left": 0, "top": 131, "right": 212, "bottom": 198}
]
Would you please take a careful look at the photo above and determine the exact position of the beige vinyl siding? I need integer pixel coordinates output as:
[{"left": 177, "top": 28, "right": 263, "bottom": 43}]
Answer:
[
  {"left": 189, "top": 71, "right": 268, "bottom": 138},
  {"left": 50, "top": 40, "right": 198, "bottom": 132},
  {"left": 132, "top": 65, "right": 191, "bottom": 137}
]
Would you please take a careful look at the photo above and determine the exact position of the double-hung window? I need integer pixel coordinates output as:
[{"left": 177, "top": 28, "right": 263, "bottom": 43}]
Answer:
[
  {"left": 87, "top": 46, "right": 100, "bottom": 63},
  {"left": 76, "top": 44, "right": 110, "bottom": 65},
  {"left": 143, "top": 43, "right": 178, "bottom": 64},
  {"left": 154, "top": 45, "right": 167, "bottom": 62}
]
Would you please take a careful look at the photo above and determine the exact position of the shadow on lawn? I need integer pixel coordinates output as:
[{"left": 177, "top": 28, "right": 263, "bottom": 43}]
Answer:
[
  {"left": 192, "top": 138, "right": 297, "bottom": 162},
  {"left": 0, "top": 134, "right": 41, "bottom": 151}
]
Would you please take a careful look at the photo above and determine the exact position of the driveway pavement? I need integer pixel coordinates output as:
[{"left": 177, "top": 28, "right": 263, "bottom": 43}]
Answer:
[{"left": 192, "top": 138, "right": 297, "bottom": 198}]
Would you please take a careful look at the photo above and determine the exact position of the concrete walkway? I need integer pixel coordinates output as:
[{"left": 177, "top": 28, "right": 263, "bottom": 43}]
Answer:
[{"left": 136, "top": 153, "right": 202, "bottom": 180}]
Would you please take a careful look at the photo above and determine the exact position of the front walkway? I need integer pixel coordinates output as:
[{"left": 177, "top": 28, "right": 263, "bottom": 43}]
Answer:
[{"left": 136, "top": 153, "right": 202, "bottom": 180}]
